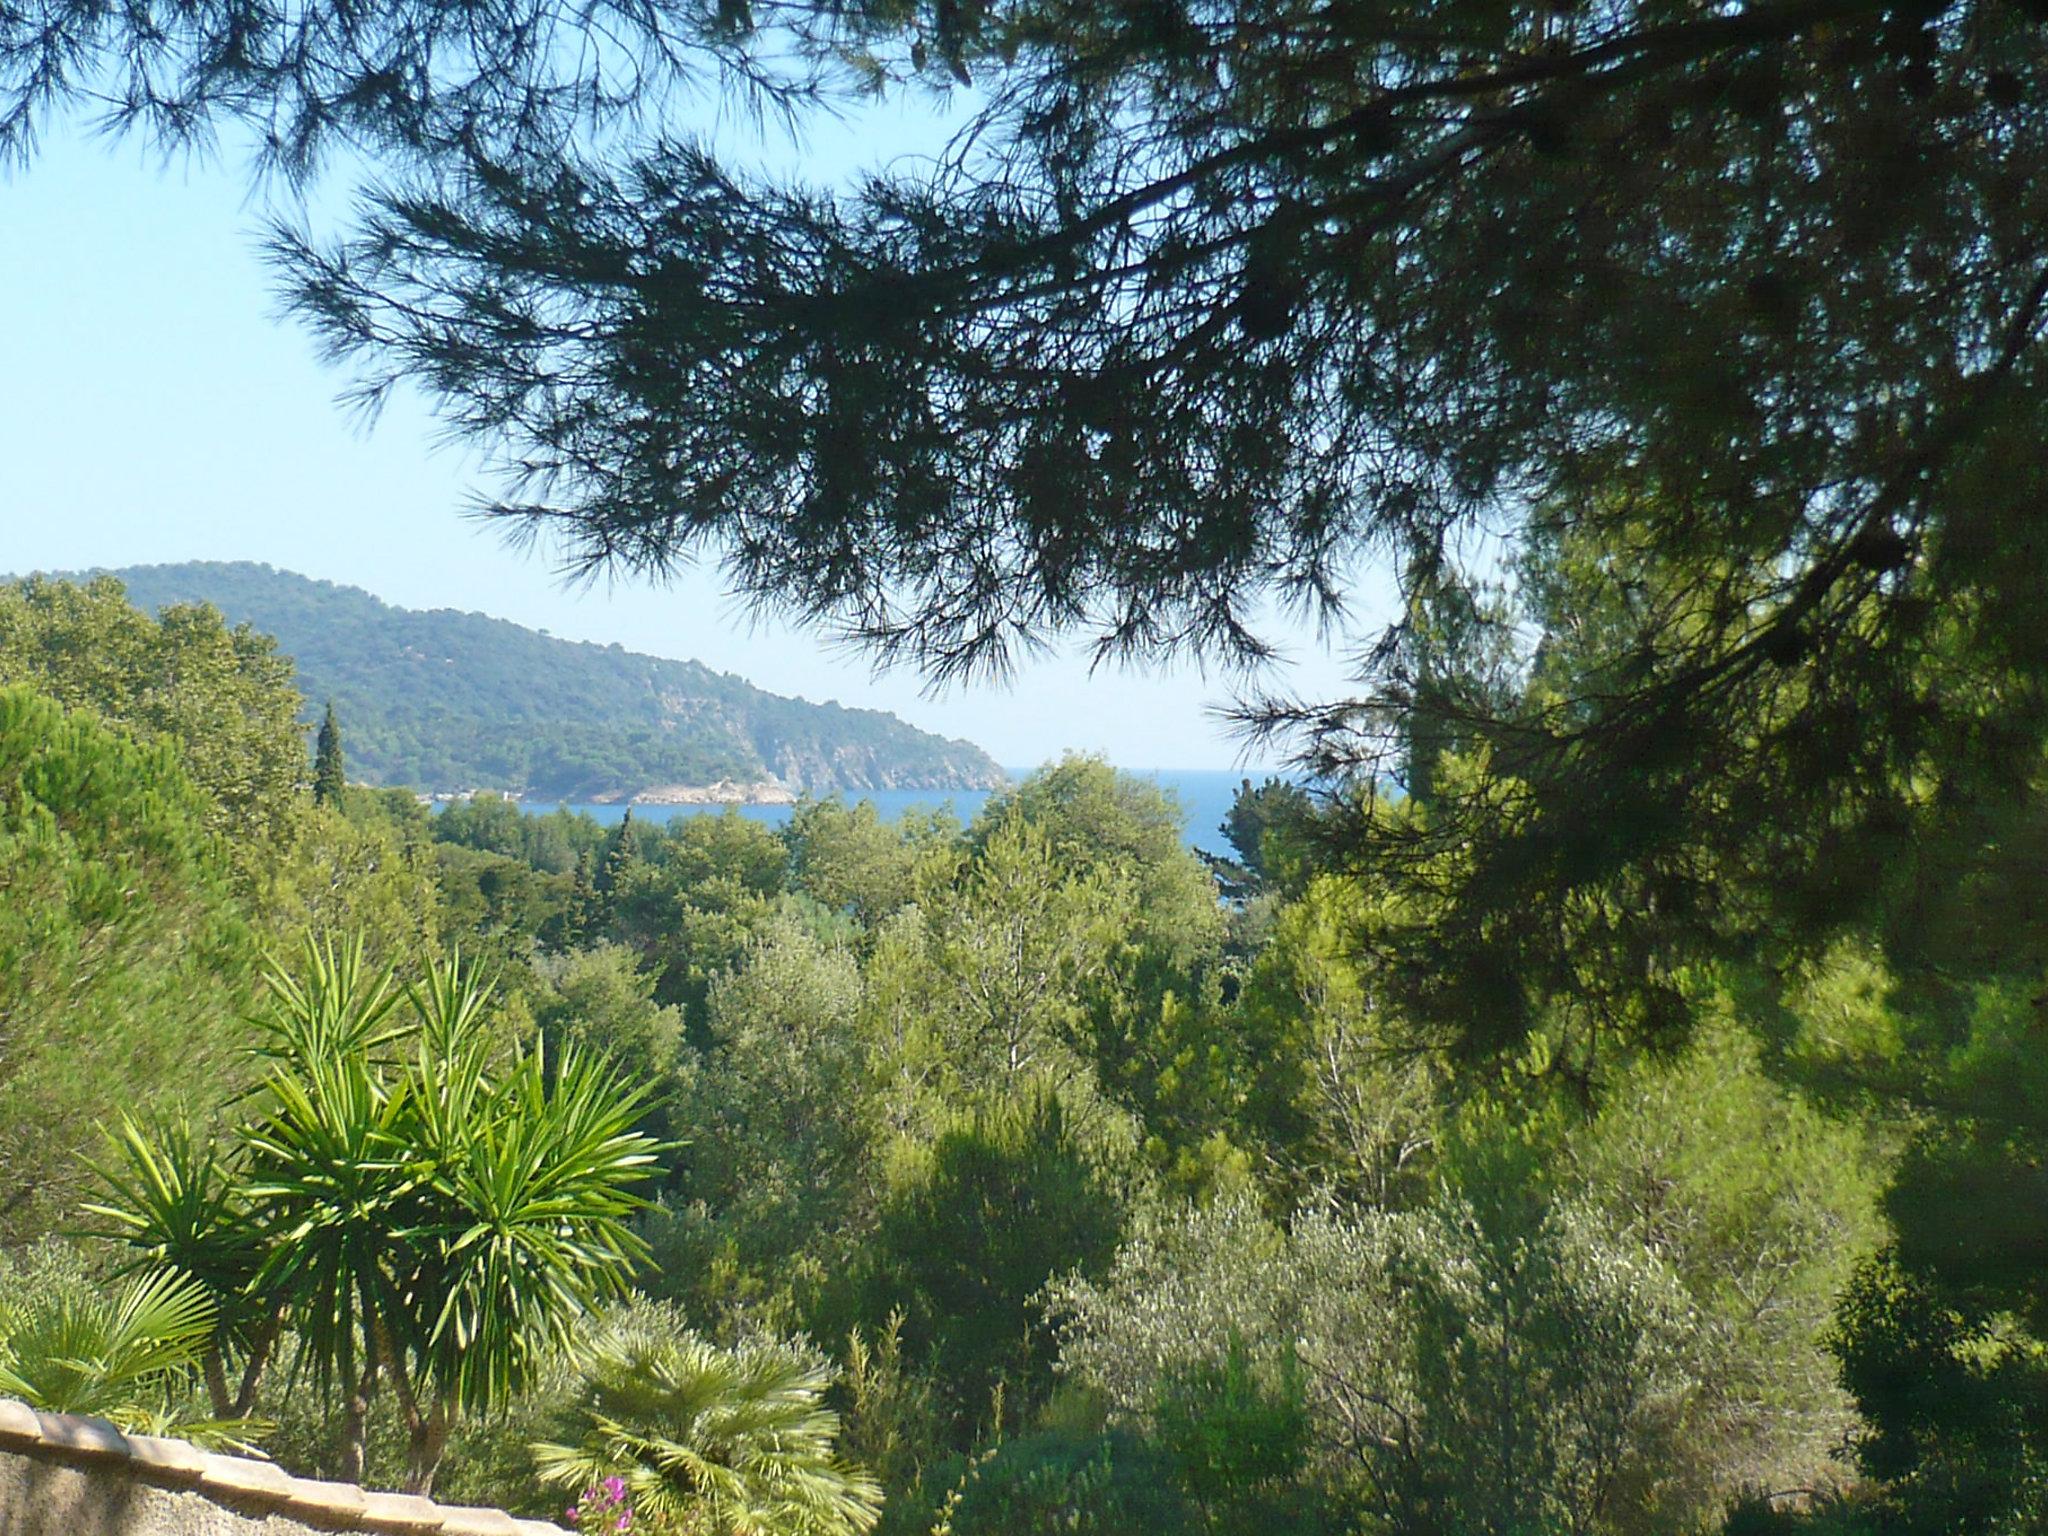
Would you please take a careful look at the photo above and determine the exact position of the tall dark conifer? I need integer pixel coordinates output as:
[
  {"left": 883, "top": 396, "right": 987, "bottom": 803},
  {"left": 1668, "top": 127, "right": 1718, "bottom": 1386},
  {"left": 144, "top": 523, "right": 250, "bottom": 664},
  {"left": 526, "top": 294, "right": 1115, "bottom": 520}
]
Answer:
[
  {"left": 313, "top": 701, "right": 346, "bottom": 806},
  {"left": 592, "top": 809, "right": 643, "bottom": 938},
  {"left": 596, "top": 808, "right": 636, "bottom": 884},
  {"left": 568, "top": 851, "right": 598, "bottom": 945}
]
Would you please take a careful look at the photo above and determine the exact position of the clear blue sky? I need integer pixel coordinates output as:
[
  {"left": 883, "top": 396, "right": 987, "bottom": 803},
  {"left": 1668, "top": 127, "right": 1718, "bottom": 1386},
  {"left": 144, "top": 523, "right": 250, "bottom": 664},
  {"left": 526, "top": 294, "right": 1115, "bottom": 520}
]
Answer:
[{"left": 0, "top": 104, "right": 1389, "bottom": 769}]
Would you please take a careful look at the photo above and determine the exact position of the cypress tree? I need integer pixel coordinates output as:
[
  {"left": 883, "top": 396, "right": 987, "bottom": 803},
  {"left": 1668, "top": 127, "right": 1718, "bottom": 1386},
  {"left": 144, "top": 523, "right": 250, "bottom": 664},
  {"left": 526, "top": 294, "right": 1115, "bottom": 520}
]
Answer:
[
  {"left": 592, "top": 809, "right": 642, "bottom": 939},
  {"left": 312, "top": 701, "right": 346, "bottom": 806},
  {"left": 596, "top": 809, "right": 640, "bottom": 892},
  {"left": 568, "top": 851, "right": 597, "bottom": 945}
]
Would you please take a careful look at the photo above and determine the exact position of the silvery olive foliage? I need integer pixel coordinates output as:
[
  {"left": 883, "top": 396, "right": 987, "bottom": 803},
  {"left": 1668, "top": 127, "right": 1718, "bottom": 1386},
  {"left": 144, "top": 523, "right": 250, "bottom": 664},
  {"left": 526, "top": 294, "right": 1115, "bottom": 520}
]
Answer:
[
  {"left": 1050, "top": 1189, "right": 1696, "bottom": 1535},
  {"left": 660, "top": 917, "right": 878, "bottom": 1302}
]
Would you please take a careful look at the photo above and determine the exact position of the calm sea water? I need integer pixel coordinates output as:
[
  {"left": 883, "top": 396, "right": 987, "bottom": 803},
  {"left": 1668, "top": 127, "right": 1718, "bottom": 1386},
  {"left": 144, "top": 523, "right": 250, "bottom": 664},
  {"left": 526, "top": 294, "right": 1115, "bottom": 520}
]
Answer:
[{"left": 523, "top": 768, "right": 1273, "bottom": 857}]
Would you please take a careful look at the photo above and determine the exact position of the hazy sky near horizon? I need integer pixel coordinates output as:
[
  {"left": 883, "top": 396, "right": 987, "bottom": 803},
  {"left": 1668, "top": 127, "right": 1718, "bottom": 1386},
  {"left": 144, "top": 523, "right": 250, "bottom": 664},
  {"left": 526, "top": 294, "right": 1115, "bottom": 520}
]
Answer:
[{"left": 1, "top": 106, "right": 1393, "bottom": 769}]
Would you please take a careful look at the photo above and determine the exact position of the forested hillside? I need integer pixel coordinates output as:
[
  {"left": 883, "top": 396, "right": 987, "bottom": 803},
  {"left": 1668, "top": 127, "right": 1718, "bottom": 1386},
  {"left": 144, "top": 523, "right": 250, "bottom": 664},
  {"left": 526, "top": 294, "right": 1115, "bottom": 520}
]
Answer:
[{"left": 48, "top": 562, "right": 1004, "bottom": 799}]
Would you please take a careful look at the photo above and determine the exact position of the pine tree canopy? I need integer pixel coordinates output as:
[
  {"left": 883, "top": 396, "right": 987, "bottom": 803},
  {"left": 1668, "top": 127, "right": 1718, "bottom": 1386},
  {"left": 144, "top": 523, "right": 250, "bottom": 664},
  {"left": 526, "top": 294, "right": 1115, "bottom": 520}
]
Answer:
[{"left": 15, "top": 0, "right": 2048, "bottom": 1048}]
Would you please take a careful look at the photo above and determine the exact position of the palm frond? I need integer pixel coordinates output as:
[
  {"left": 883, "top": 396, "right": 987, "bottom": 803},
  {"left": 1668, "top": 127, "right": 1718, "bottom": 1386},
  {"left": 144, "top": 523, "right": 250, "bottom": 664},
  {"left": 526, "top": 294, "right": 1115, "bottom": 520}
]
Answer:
[
  {"left": 534, "top": 1309, "right": 882, "bottom": 1536},
  {"left": 0, "top": 1268, "right": 259, "bottom": 1445}
]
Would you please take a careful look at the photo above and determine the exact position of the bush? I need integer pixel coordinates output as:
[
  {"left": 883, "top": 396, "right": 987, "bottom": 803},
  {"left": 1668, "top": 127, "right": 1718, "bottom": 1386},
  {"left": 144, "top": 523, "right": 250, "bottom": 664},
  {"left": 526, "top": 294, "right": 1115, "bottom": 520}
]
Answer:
[
  {"left": 854, "top": 1096, "right": 1124, "bottom": 1436},
  {"left": 942, "top": 1431, "right": 1194, "bottom": 1536}
]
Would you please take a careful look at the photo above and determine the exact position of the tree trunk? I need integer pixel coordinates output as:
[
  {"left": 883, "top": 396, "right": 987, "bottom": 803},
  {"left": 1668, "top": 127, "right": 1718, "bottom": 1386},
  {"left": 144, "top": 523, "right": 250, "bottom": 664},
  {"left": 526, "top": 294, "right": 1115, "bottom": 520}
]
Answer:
[
  {"left": 201, "top": 1346, "right": 232, "bottom": 1420},
  {"left": 404, "top": 1400, "right": 451, "bottom": 1497},
  {"left": 371, "top": 1312, "right": 450, "bottom": 1497},
  {"left": 232, "top": 1309, "right": 285, "bottom": 1419},
  {"left": 339, "top": 1357, "right": 379, "bottom": 1486}
]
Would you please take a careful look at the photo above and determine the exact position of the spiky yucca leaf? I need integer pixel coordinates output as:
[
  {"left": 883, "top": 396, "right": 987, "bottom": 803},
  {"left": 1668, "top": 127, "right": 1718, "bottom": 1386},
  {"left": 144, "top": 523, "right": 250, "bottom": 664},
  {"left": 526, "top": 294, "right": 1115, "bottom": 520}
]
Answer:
[
  {"left": 404, "top": 947, "right": 499, "bottom": 1069},
  {"left": 83, "top": 1114, "right": 266, "bottom": 1334},
  {"left": 240, "top": 1038, "right": 421, "bottom": 1402},
  {"left": 409, "top": 1033, "right": 660, "bottom": 1416},
  {"left": 254, "top": 934, "right": 407, "bottom": 1065}
]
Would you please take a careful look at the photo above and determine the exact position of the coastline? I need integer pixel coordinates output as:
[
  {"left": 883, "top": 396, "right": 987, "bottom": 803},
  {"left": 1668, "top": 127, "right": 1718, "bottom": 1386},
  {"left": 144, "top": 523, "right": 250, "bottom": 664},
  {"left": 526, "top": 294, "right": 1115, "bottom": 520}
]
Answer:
[
  {"left": 417, "top": 777, "right": 1004, "bottom": 808},
  {"left": 414, "top": 770, "right": 1253, "bottom": 857},
  {"left": 598, "top": 779, "right": 799, "bottom": 807}
]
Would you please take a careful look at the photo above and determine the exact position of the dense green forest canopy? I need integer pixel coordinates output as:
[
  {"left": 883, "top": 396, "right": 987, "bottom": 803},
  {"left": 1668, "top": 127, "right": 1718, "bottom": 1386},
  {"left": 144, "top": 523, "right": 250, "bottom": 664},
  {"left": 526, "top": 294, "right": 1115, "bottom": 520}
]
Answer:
[
  {"left": 19, "top": 564, "right": 1004, "bottom": 799},
  {"left": 4, "top": 578, "right": 2044, "bottom": 1534}
]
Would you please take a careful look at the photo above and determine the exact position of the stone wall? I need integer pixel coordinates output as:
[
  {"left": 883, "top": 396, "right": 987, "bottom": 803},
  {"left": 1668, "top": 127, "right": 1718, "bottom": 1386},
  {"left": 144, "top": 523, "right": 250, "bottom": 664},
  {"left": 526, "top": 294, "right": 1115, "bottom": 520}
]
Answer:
[{"left": 0, "top": 1399, "right": 564, "bottom": 1536}]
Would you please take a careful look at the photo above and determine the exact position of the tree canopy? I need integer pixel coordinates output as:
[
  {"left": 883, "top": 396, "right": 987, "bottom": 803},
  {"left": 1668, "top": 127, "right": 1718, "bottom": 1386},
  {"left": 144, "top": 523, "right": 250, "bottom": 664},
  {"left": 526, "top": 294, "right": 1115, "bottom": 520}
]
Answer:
[
  {"left": 0, "top": 575, "right": 306, "bottom": 848},
  {"left": 0, "top": 576, "right": 2007, "bottom": 1532},
  {"left": 0, "top": 685, "right": 258, "bottom": 1242},
  {"left": 314, "top": 702, "right": 346, "bottom": 805}
]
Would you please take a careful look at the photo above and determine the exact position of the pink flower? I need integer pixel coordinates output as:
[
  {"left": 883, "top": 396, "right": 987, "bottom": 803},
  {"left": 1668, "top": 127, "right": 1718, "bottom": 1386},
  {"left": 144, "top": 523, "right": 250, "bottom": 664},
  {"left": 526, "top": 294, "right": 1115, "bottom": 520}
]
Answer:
[
  {"left": 603, "top": 1476, "right": 628, "bottom": 1502},
  {"left": 615, "top": 1516, "right": 631, "bottom": 1531}
]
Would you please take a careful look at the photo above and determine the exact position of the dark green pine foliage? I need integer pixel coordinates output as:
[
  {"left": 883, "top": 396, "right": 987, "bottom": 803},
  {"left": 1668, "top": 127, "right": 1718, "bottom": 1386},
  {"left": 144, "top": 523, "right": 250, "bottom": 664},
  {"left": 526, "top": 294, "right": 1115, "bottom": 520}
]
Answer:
[
  {"left": 567, "top": 851, "right": 598, "bottom": 945},
  {"left": 1203, "top": 778, "right": 1314, "bottom": 903},
  {"left": 592, "top": 811, "right": 643, "bottom": 937},
  {"left": 312, "top": 702, "right": 346, "bottom": 805},
  {"left": 14, "top": 0, "right": 2048, "bottom": 1055},
  {"left": 1798, "top": 797, "right": 2048, "bottom": 1535},
  {"left": 854, "top": 1096, "right": 1124, "bottom": 1437},
  {"left": 169, "top": 0, "right": 2048, "bottom": 1059},
  {"left": 180, "top": 0, "right": 2048, "bottom": 919},
  {"left": 596, "top": 811, "right": 641, "bottom": 896}
]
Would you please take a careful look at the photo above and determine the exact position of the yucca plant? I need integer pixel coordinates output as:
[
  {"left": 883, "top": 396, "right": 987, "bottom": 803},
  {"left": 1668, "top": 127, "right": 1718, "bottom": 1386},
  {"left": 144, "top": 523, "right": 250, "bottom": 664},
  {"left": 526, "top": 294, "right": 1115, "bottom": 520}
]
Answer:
[
  {"left": 87, "top": 934, "right": 665, "bottom": 1494},
  {"left": 534, "top": 1306, "right": 883, "bottom": 1536},
  {"left": 244, "top": 945, "right": 663, "bottom": 1492},
  {"left": 241, "top": 1012, "right": 424, "bottom": 1481},
  {"left": 385, "top": 1009, "right": 663, "bottom": 1492},
  {"left": 0, "top": 1267, "right": 260, "bottom": 1448},
  {"left": 411, "top": 1037, "right": 661, "bottom": 1412}
]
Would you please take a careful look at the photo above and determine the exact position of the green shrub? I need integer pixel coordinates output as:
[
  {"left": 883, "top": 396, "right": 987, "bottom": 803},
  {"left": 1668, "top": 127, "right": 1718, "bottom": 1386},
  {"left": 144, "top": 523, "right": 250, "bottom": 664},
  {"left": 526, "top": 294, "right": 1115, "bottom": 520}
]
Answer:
[{"left": 943, "top": 1431, "right": 1194, "bottom": 1536}]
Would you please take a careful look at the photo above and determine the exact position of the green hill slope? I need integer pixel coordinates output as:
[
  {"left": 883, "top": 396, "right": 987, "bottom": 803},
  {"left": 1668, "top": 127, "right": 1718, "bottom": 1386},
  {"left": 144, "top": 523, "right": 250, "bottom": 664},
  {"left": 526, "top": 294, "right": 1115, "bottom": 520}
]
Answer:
[{"left": 59, "top": 562, "right": 1005, "bottom": 801}]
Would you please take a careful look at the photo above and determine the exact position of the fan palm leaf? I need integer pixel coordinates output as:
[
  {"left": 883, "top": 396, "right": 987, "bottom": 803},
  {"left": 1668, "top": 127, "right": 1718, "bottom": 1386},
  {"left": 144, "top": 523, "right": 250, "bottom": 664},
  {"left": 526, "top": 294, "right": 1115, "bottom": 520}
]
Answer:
[
  {"left": 0, "top": 1268, "right": 259, "bottom": 1447},
  {"left": 534, "top": 1309, "right": 881, "bottom": 1536}
]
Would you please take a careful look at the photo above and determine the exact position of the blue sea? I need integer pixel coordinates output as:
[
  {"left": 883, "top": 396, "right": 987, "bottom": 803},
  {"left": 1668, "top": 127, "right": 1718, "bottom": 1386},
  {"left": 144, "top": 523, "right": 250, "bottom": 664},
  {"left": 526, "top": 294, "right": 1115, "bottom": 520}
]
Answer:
[{"left": 523, "top": 768, "right": 1276, "bottom": 858}]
